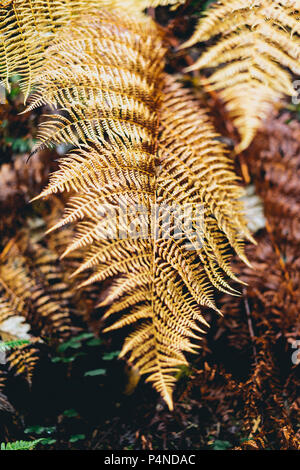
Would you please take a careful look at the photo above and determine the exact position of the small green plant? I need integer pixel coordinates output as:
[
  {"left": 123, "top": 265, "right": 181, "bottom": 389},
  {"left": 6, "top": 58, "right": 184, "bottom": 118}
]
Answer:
[
  {"left": 208, "top": 438, "right": 232, "bottom": 450},
  {"left": 102, "top": 351, "right": 120, "bottom": 361},
  {"left": 0, "top": 439, "right": 43, "bottom": 451},
  {"left": 51, "top": 332, "right": 117, "bottom": 377},
  {"left": 24, "top": 426, "right": 57, "bottom": 447},
  {"left": 25, "top": 425, "right": 56, "bottom": 436},
  {"left": 51, "top": 332, "right": 94, "bottom": 364}
]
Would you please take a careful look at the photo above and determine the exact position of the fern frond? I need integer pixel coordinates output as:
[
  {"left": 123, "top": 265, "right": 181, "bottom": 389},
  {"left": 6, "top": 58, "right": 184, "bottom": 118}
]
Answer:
[
  {"left": 0, "top": 439, "right": 43, "bottom": 451},
  {"left": 0, "top": 339, "right": 30, "bottom": 352},
  {"left": 38, "top": 57, "right": 250, "bottom": 413},
  {"left": 0, "top": 329, "right": 40, "bottom": 385},
  {"left": 7, "top": 342, "right": 41, "bottom": 385},
  {"left": 0, "top": 368, "right": 6, "bottom": 391},
  {"left": 4, "top": 7, "right": 251, "bottom": 408},
  {"left": 0, "top": 334, "right": 36, "bottom": 385},
  {"left": 0, "top": 230, "right": 77, "bottom": 384},
  {"left": 181, "top": 0, "right": 300, "bottom": 152},
  {"left": 0, "top": 239, "right": 73, "bottom": 341},
  {"left": 27, "top": 11, "right": 165, "bottom": 157},
  {"left": 0, "top": 0, "right": 148, "bottom": 101}
]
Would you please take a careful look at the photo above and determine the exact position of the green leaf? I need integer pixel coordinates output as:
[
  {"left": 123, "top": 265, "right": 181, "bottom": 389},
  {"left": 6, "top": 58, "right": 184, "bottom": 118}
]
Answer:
[
  {"left": 40, "top": 438, "right": 57, "bottom": 446},
  {"left": 72, "top": 333, "right": 95, "bottom": 342},
  {"left": 10, "top": 74, "right": 22, "bottom": 84},
  {"left": 102, "top": 351, "right": 120, "bottom": 361},
  {"left": 57, "top": 333, "right": 94, "bottom": 353},
  {"left": 86, "top": 338, "right": 103, "bottom": 347},
  {"left": 209, "top": 439, "right": 232, "bottom": 450},
  {"left": 4, "top": 137, "right": 36, "bottom": 153},
  {"left": 57, "top": 342, "right": 74, "bottom": 353},
  {"left": 51, "top": 357, "right": 62, "bottom": 363},
  {"left": 63, "top": 409, "right": 78, "bottom": 418},
  {"left": 61, "top": 356, "right": 76, "bottom": 363},
  {"left": 84, "top": 369, "right": 106, "bottom": 377},
  {"left": 25, "top": 425, "right": 56, "bottom": 435},
  {"left": 69, "top": 434, "right": 85, "bottom": 443}
]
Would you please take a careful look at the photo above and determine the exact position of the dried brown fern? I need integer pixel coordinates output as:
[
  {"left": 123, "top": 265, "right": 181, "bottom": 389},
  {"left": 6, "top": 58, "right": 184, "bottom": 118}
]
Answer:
[
  {"left": 0, "top": 228, "right": 78, "bottom": 385},
  {"left": 5, "top": 339, "right": 41, "bottom": 386},
  {"left": 246, "top": 113, "right": 300, "bottom": 244},
  {"left": 0, "top": 6, "right": 251, "bottom": 408},
  {"left": 218, "top": 234, "right": 300, "bottom": 449},
  {"left": 29, "top": 8, "right": 250, "bottom": 407},
  {"left": 213, "top": 115, "right": 300, "bottom": 448},
  {"left": 0, "top": 0, "right": 147, "bottom": 101},
  {"left": 0, "top": 0, "right": 189, "bottom": 104},
  {"left": 0, "top": 236, "right": 74, "bottom": 341},
  {"left": 181, "top": 0, "right": 300, "bottom": 152}
]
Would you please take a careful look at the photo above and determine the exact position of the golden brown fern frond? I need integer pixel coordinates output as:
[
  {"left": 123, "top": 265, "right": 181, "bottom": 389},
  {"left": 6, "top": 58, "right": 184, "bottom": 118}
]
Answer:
[
  {"left": 181, "top": 0, "right": 300, "bottom": 152},
  {"left": 0, "top": 326, "right": 37, "bottom": 382},
  {"left": 0, "top": 236, "right": 73, "bottom": 343},
  {"left": 27, "top": 10, "right": 165, "bottom": 157},
  {"left": 0, "top": 228, "right": 79, "bottom": 384},
  {"left": 5, "top": 339, "right": 41, "bottom": 385},
  {"left": 0, "top": 284, "right": 41, "bottom": 386},
  {"left": 33, "top": 11, "right": 250, "bottom": 406},
  {"left": 0, "top": 0, "right": 146, "bottom": 101},
  {"left": 2, "top": 7, "right": 251, "bottom": 408}
]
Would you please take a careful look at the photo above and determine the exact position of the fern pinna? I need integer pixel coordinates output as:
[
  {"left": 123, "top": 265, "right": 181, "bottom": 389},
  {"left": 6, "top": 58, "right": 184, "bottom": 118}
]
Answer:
[
  {"left": 182, "top": 0, "right": 300, "bottom": 152},
  {"left": 0, "top": 4, "right": 251, "bottom": 408}
]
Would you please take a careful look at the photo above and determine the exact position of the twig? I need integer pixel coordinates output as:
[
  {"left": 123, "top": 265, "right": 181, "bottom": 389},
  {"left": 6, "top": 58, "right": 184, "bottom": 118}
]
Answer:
[{"left": 243, "top": 288, "right": 257, "bottom": 363}]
